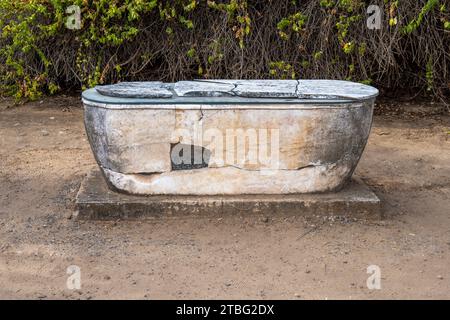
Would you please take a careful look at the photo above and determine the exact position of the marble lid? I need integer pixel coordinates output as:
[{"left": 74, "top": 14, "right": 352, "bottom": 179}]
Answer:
[
  {"left": 86, "top": 79, "right": 378, "bottom": 104},
  {"left": 95, "top": 81, "right": 173, "bottom": 98}
]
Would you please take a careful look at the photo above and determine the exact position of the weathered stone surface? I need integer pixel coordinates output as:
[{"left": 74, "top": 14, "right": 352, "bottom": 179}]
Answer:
[
  {"left": 174, "top": 81, "right": 235, "bottom": 97},
  {"left": 296, "top": 80, "right": 378, "bottom": 100},
  {"left": 84, "top": 101, "right": 373, "bottom": 183},
  {"left": 82, "top": 79, "right": 378, "bottom": 195},
  {"left": 84, "top": 107, "right": 175, "bottom": 173},
  {"left": 197, "top": 104, "right": 373, "bottom": 171},
  {"left": 76, "top": 170, "right": 381, "bottom": 220},
  {"left": 95, "top": 81, "right": 173, "bottom": 98},
  {"left": 234, "top": 80, "right": 298, "bottom": 98},
  {"left": 200, "top": 79, "right": 298, "bottom": 98},
  {"left": 89, "top": 79, "right": 379, "bottom": 101},
  {"left": 101, "top": 162, "right": 353, "bottom": 195}
]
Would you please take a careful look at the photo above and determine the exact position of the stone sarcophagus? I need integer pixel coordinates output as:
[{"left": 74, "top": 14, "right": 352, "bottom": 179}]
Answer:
[{"left": 82, "top": 80, "right": 378, "bottom": 195}]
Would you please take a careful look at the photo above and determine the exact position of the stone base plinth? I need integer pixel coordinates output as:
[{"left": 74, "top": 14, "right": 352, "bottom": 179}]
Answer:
[{"left": 75, "top": 170, "right": 381, "bottom": 220}]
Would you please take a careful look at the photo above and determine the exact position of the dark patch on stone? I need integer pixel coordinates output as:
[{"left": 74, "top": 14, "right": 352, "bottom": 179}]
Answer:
[{"left": 170, "top": 143, "right": 211, "bottom": 170}]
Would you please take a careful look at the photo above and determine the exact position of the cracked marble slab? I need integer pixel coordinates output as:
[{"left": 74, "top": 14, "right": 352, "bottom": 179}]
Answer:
[
  {"left": 296, "top": 80, "right": 378, "bottom": 100},
  {"left": 93, "top": 79, "right": 379, "bottom": 101},
  {"left": 95, "top": 81, "right": 173, "bottom": 98}
]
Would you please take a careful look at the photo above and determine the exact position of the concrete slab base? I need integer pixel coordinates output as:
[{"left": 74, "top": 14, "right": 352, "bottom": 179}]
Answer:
[{"left": 75, "top": 170, "right": 381, "bottom": 220}]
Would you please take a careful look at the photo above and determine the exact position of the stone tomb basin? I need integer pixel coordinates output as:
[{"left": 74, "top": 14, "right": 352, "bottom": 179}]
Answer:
[{"left": 82, "top": 80, "right": 378, "bottom": 195}]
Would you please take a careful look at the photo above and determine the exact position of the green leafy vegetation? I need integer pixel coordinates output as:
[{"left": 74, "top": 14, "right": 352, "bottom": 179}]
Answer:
[{"left": 0, "top": 0, "right": 448, "bottom": 101}]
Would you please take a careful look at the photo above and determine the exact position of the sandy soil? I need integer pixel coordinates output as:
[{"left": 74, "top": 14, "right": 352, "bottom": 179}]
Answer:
[{"left": 0, "top": 95, "right": 449, "bottom": 300}]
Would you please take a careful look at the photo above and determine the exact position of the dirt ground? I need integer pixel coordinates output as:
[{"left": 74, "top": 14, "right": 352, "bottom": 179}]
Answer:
[{"left": 0, "top": 95, "right": 449, "bottom": 300}]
